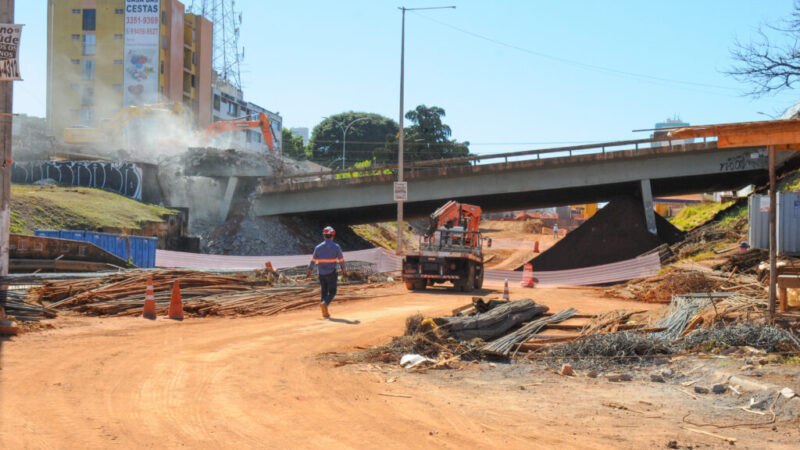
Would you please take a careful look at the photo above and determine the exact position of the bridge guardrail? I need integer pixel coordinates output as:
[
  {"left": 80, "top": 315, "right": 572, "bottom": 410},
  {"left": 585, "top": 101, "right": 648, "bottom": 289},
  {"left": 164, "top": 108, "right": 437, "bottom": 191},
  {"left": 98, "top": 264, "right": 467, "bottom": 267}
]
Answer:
[{"left": 267, "top": 136, "right": 717, "bottom": 186}]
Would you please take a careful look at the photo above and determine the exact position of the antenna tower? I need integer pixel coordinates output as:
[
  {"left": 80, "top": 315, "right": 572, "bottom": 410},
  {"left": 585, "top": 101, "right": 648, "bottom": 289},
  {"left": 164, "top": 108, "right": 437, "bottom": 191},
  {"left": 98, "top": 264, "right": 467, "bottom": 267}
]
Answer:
[{"left": 188, "top": 0, "right": 244, "bottom": 91}]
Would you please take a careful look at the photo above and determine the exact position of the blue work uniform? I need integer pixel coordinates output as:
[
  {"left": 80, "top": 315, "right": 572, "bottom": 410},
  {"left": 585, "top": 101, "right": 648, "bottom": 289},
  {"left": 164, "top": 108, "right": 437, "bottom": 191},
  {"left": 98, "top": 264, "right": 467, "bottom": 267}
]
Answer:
[{"left": 308, "top": 240, "right": 346, "bottom": 305}]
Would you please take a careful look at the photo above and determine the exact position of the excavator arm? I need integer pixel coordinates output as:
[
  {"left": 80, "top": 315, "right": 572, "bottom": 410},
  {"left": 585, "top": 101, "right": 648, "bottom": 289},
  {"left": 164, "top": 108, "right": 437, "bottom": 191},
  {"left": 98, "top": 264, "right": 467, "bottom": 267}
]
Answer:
[{"left": 201, "top": 112, "right": 276, "bottom": 152}]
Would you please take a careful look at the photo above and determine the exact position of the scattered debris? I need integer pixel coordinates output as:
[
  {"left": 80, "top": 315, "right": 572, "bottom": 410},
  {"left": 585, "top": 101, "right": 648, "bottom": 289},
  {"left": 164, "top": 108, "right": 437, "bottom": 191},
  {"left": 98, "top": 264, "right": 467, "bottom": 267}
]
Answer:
[{"left": 559, "top": 364, "right": 574, "bottom": 376}]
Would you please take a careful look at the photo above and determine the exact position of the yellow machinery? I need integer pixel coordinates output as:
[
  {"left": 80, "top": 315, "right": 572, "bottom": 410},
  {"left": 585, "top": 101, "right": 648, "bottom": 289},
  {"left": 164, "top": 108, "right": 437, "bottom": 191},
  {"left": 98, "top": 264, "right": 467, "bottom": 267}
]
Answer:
[{"left": 63, "top": 102, "right": 184, "bottom": 145}]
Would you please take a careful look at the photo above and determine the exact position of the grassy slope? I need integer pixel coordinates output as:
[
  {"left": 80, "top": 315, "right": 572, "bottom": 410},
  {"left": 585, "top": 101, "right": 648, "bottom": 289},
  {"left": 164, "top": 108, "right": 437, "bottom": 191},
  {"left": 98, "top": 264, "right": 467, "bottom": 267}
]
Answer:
[
  {"left": 10, "top": 184, "right": 175, "bottom": 235},
  {"left": 668, "top": 201, "right": 734, "bottom": 231}
]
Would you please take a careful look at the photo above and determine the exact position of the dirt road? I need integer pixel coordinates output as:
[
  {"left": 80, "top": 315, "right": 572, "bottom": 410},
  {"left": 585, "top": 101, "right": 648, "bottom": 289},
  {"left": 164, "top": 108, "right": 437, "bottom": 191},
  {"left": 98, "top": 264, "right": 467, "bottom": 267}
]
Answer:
[{"left": 1, "top": 284, "right": 796, "bottom": 448}]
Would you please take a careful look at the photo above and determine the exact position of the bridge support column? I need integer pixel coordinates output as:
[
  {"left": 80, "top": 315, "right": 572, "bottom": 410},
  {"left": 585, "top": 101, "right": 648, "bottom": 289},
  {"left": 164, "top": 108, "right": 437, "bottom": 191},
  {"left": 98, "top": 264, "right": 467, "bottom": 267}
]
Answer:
[
  {"left": 220, "top": 176, "right": 240, "bottom": 222},
  {"left": 640, "top": 179, "right": 657, "bottom": 235}
]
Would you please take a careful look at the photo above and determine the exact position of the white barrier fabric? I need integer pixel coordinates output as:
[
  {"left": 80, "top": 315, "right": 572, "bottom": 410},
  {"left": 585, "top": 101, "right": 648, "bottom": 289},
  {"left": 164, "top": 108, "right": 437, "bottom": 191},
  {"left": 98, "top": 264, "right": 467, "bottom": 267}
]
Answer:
[{"left": 157, "top": 248, "right": 660, "bottom": 286}]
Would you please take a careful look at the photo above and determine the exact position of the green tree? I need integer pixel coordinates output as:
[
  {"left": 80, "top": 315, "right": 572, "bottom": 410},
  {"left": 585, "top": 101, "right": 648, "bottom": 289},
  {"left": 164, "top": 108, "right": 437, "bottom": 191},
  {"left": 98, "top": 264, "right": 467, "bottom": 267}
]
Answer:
[
  {"left": 383, "top": 105, "right": 470, "bottom": 163},
  {"left": 309, "top": 112, "right": 399, "bottom": 169},
  {"left": 281, "top": 128, "right": 308, "bottom": 161}
]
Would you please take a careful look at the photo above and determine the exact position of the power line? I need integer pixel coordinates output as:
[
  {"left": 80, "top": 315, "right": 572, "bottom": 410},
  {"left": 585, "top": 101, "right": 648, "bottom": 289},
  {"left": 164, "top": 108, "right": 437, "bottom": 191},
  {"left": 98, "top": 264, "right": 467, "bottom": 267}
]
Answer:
[{"left": 412, "top": 11, "right": 740, "bottom": 93}]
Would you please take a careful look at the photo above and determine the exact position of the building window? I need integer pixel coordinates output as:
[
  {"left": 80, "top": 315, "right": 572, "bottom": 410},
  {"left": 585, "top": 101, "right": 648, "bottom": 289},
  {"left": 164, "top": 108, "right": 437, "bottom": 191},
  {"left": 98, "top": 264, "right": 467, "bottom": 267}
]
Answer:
[
  {"left": 71, "top": 59, "right": 80, "bottom": 65},
  {"left": 81, "top": 109, "right": 94, "bottom": 126},
  {"left": 70, "top": 84, "right": 79, "bottom": 90},
  {"left": 81, "top": 86, "right": 94, "bottom": 107},
  {"left": 82, "top": 9, "right": 96, "bottom": 31},
  {"left": 192, "top": 52, "right": 196, "bottom": 65},
  {"left": 82, "top": 34, "right": 96, "bottom": 56},
  {"left": 162, "top": 12, "right": 167, "bottom": 25},
  {"left": 213, "top": 95, "right": 220, "bottom": 111},
  {"left": 112, "top": 84, "right": 122, "bottom": 90},
  {"left": 114, "top": 59, "right": 123, "bottom": 65},
  {"left": 114, "top": 34, "right": 123, "bottom": 40},
  {"left": 82, "top": 59, "right": 94, "bottom": 81},
  {"left": 71, "top": 34, "right": 80, "bottom": 40},
  {"left": 227, "top": 101, "right": 237, "bottom": 116},
  {"left": 72, "top": 9, "right": 81, "bottom": 14},
  {"left": 160, "top": 61, "right": 164, "bottom": 74},
  {"left": 115, "top": 9, "right": 124, "bottom": 14},
  {"left": 191, "top": 74, "right": 195, "bottom": 88}
]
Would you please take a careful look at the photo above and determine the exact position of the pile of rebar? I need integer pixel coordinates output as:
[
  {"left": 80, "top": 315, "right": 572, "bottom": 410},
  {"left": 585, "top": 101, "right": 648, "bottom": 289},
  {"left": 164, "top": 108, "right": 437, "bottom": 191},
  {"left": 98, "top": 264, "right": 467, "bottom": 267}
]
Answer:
[
  {"left": 1, "top": 289, "right": 57, "bottom": 322},
  {"left": 482, "top": 308, "right": 577, "bottom": 356},
  {"left": 28, "top": 269, "right": 390, "bottom": 318}
]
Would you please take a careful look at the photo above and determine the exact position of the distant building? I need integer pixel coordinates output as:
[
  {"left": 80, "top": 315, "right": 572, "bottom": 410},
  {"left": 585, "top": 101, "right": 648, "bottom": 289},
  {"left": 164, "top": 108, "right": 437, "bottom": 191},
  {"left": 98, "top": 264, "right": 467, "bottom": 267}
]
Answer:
[
  {"left": 46, "top": 0, "right": 213, "bottom": 138},
  {"left": 651, "top": 117, "right": 694, "bottom": 147},
  {"left": 211, "top": 76, "right": 282, "bottom": 153},
  {"left": 290, "top": 127, "right": 309, "bottom": 146}
]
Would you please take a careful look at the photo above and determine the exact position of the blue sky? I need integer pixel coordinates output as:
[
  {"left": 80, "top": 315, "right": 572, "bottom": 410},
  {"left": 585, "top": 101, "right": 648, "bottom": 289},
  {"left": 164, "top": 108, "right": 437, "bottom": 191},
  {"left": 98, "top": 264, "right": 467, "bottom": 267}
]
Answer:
[{"left": 12, "top": 1, "right": 800, "bottom": 154}]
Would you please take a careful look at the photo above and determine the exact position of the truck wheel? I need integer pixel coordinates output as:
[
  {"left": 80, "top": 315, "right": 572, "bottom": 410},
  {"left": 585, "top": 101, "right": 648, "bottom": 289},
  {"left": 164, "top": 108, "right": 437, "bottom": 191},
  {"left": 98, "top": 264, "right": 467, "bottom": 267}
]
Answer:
[
  {"left": 474, "top": 264, "right": 484, "bottom": 290},
  {"left": 404, "top": 281, "right": 415, "bottom": 290},
  {"left": 414, "top": 280, "right": 426, "bottom": 290},
  {"left": 465, "top": 262, "right": 476, "bottom": 292}
]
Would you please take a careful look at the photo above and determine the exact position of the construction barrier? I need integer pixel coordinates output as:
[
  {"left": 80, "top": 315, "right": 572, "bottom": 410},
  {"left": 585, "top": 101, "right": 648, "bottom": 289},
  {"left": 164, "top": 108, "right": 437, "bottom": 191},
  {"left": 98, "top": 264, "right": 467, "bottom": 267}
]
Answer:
[
  {"left": 35, "top": 229, "right": 157, "bottom": 268},
  {"left": 502, "top": 279, "right": 510, "bottom": 300},
  {"left": 156, "top": 248, "right": 660, "bottom": 286}
]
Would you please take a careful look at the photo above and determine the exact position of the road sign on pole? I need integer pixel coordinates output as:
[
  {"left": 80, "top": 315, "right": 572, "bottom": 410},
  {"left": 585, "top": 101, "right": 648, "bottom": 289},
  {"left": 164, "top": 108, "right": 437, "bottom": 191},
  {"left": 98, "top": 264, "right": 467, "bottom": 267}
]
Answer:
[{"left": 393, "top": 181, "right": 407, "bottom": 202}]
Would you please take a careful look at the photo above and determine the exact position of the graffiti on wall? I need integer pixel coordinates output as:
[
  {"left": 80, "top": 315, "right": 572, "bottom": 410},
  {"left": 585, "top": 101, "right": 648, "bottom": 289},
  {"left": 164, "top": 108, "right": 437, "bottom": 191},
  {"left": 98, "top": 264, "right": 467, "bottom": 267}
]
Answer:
[{"left": 11, "top": 161, "right": 143, "bottom": 200}]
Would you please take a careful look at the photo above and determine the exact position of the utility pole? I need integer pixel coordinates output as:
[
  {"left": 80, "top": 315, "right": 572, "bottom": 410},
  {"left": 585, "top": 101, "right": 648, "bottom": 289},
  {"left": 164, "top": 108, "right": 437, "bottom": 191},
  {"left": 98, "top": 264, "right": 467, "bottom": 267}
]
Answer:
[
  {"left": 0, "top": 0, "right": 15, "bottom": 278},
  {"left": 396, "top": 5, "right": 454, "bottom": 254},
  {"left": 768, "top": 146, "right": 776, "bottom": 322}
]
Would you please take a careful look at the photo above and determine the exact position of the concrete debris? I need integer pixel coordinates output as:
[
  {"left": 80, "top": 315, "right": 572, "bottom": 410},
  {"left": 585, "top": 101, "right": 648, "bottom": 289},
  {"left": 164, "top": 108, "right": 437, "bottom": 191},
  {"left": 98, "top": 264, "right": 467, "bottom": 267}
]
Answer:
[
  {"left": 650, "top": 374, "right": 665, "bottom": 383},
  {"left": 607, "top": 374, "right": 632, "bottom": 382},
  {"left": 560, "top": 364, "right": 574, "bottom": 376},
  {"left": 712, "top": 384, "right": 726, "bottom": 394},
  {"left": 694, "top": 386, "right": 709, "bottom": 394}
]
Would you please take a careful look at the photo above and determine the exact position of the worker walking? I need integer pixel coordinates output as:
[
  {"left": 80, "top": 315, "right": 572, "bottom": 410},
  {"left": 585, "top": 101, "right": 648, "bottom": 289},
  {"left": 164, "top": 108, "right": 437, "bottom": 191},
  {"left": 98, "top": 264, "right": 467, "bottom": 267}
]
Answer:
[
  {"left": 307, "top": 226, "right": 347, "bottom": 318},
  {"left": 553, "top": 223, "right": 559, "bottom": 239}
]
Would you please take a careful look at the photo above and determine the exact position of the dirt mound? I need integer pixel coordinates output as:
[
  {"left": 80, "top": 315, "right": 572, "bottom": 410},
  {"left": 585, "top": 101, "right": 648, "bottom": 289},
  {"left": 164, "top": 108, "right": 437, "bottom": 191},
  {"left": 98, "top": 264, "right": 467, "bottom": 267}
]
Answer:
[{"left": 519, "top": 196, "right": 684, "bottom": 271}]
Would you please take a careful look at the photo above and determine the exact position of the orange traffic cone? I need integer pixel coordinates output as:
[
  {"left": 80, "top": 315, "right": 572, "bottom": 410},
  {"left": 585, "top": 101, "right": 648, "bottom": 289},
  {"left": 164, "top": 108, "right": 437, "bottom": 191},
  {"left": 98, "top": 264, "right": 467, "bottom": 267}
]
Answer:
[
  {"left": 534, "top": 241, "right": 540, "bottom": 253},
  {"left": 503, "top": 279, "right": 510, "bottom": 300},
  {"left": 142, "top": 276, "right": 156, "bottom": 320},
  {"left": 521, "top": 263, "right": 535, "bottom": 288},
  {"left": 168, "top": 280, "right": 184, "bottom": 320}
]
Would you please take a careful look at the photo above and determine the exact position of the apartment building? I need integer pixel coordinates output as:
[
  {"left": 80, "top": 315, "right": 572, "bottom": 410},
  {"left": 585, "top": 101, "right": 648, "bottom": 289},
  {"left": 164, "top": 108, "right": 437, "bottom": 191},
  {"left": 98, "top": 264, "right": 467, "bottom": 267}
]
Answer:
[{"left": 46, "top": 0, "right": 212, "bottom": 140}]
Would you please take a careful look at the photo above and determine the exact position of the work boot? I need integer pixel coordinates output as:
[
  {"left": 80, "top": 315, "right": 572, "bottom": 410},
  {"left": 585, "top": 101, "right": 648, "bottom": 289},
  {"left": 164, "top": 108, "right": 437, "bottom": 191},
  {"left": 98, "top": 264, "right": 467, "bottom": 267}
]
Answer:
[{"left": 320, "top": 302, "right": 330, "bottom": 318}]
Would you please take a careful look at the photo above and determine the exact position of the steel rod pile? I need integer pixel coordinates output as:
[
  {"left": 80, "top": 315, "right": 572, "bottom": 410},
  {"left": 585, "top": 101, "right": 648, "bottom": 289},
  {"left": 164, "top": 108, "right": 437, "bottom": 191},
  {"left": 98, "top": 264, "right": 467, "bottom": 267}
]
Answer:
[
  {"left": 483, "top": 308, "right": 577, "bottom": 356},
  {"left": 1, "top": 289, "right": 57, "bottom": 322},
  {"left": 28, "top": 269, "right": 391, "bottom": 318}
]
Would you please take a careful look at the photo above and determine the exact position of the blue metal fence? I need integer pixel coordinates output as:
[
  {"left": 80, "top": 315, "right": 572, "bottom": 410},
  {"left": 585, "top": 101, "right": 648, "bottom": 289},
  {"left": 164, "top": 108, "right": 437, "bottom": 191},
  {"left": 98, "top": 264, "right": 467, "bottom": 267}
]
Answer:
[{"left": 34, "top": 230, "right": 158, "bottom": 268}]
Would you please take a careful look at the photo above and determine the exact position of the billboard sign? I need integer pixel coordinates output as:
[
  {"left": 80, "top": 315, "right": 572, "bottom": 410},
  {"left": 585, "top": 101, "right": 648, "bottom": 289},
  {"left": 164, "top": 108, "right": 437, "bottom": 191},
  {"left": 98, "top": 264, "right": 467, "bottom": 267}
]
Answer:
[
  {"left": 123, "top": 0, "right": 160, "bottom": 106},
  {"left": 0, "top": 24, "right": 22, "bottom": 81}
]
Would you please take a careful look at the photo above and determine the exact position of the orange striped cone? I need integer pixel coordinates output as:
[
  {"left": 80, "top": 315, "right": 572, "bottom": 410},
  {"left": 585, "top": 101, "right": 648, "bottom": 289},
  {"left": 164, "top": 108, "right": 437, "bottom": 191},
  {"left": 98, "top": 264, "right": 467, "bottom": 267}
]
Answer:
[
  {"left": 503, "top": 279, "right": 510, "bottom": 300},
  {"left": 142, "top": 276, "right": 156, "bottom": 320},
  {"left": 521, "top": 263, "right": 535, "bottom": 288},
  {"left": 534, "top": 241, "right": 540, "bottom": 253},
  {"left": 168, "top": 280, "right": 184, "bottom": 320}
]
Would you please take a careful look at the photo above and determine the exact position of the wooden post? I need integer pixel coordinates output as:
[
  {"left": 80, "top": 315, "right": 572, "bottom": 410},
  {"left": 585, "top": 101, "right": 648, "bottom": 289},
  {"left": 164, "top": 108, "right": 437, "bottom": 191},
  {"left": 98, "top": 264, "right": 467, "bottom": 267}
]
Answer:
[
  {"left": 0, "top": 0, "right": 15, "bottom": 278},
  {"left": 768, "top": 146, "right": 777, "bottom": 322}
]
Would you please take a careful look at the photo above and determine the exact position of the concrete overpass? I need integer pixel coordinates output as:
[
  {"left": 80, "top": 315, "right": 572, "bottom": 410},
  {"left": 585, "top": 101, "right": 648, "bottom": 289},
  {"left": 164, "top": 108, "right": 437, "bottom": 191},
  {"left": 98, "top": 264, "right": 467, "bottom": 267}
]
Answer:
[{"left": 253, "top": 138, "right": 798, "bottom": 225}]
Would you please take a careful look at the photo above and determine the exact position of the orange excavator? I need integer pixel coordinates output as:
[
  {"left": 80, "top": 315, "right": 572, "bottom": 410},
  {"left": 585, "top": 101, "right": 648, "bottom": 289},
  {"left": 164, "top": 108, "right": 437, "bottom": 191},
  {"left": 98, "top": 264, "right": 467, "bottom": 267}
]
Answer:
[
  {"left": 201, "top": 112, "right": 276, "bottom": 152},
  {"left": 403, "top": 201, "right": 485, "bottom": 292}
]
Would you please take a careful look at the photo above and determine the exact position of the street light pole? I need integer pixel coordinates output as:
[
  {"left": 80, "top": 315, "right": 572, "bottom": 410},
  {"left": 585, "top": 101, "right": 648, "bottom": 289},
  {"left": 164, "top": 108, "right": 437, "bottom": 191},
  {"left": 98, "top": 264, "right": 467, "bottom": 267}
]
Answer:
[
  {"left": 323, "top": 116, "right": 369, "bottom": 170},
  {"left": 396, "top": 5, "right": 454, "bottom": 254},
  {"left": 340, "top": 117, "right": 368, "bottom": 170}
]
